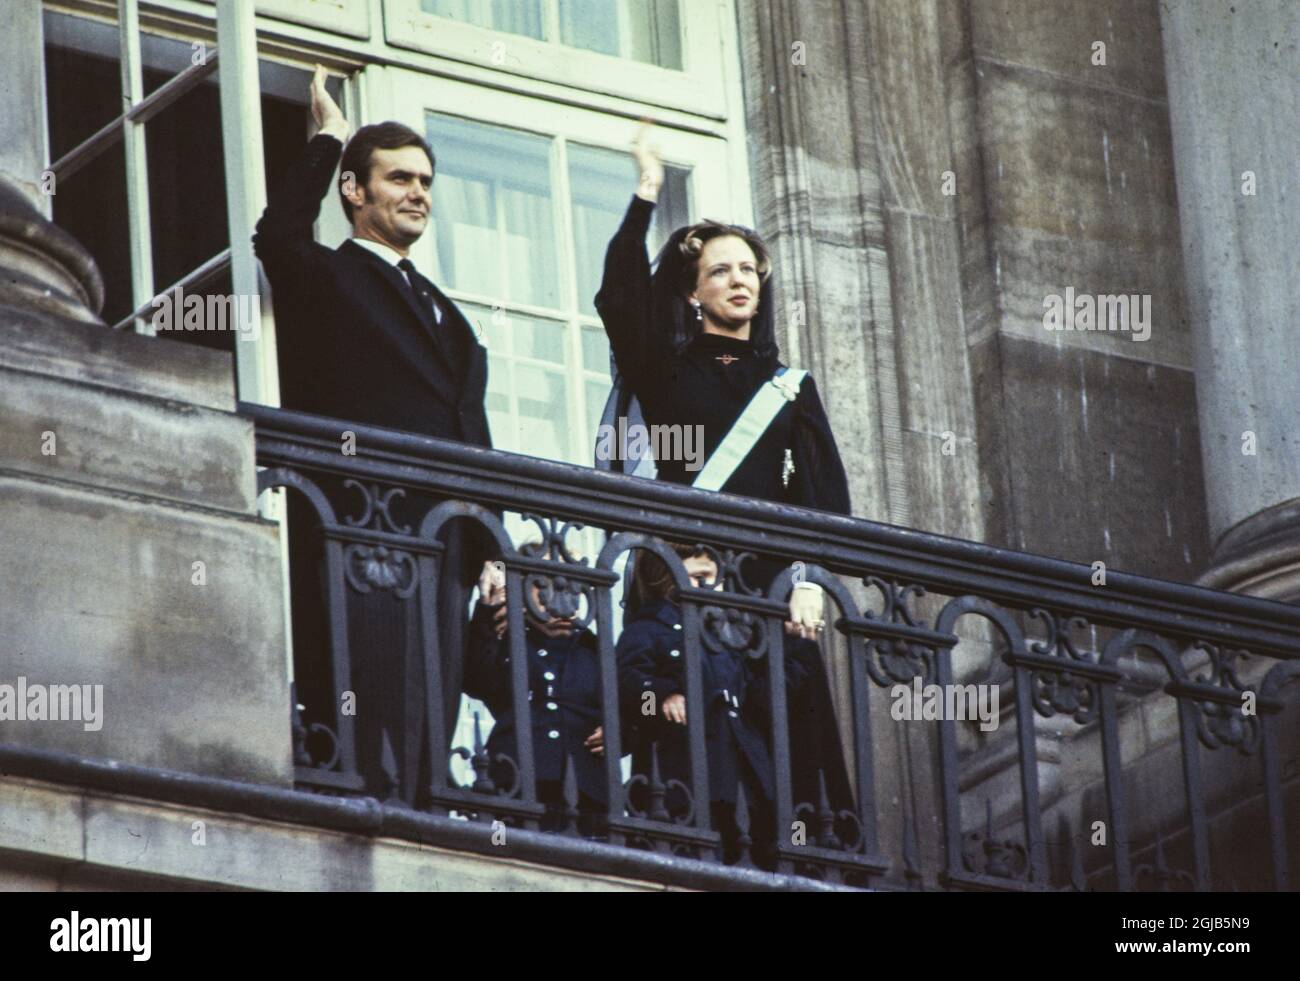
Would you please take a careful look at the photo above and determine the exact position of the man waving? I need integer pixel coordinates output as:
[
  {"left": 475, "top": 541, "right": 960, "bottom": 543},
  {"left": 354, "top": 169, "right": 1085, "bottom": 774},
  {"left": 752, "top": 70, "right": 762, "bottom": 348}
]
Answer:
[
  {"left": 254, "top": 66, "right": 489, "bottom": 444},
  {"left": 254, "top": 67, "right": 491, "bottom": 808}
]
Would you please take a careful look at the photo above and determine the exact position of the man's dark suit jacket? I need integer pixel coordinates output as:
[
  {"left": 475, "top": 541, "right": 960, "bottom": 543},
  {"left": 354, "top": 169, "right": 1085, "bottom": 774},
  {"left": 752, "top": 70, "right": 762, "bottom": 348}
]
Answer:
[
  {"left": 252, "top": 133, "right": 493, "bottom": 805},
  {"left": 252, "top": 133, "right": 491, "bottom": 446}
]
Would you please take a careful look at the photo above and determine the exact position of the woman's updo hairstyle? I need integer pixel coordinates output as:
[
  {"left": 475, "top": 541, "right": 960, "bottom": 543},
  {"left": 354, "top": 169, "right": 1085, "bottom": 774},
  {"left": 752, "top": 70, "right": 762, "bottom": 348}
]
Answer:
[
  {"left": 676, "top": 220, "right": 773, "bottom": 295},
  {"left": 650, "top": 220, "right": 781, "bottom": 361}
]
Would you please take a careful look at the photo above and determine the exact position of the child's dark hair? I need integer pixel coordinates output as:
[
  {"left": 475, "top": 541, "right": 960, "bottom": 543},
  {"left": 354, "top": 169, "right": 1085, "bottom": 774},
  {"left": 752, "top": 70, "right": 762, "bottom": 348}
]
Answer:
[{"left": 626, "top": 543, "right": 702, "bottom": 611}]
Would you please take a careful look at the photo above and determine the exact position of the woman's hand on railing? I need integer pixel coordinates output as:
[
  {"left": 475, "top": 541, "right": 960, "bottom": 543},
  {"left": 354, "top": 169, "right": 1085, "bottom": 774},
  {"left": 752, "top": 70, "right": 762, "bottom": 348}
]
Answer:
[{"left": 788, "top": 581, "right": 826, "bottom": 638}]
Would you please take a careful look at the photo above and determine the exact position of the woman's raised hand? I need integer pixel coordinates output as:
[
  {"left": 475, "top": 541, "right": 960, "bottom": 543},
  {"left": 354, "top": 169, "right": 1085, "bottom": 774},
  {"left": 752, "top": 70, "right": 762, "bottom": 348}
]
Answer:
[{"left": 632, "top": 121, "right": 664, "bottom": 203}]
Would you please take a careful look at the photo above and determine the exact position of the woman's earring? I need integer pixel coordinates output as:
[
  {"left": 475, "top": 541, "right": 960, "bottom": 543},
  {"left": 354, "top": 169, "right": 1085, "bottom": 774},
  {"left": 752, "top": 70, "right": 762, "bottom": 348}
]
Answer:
[{"left": 692, "top": 301, "right": 703, "bottom": 322}]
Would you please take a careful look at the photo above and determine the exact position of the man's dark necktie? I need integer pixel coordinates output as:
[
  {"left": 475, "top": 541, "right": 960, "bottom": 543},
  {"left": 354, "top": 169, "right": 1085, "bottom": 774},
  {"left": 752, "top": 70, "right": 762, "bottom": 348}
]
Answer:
[{"left": 397, "top": 258, "right": 442, "bottom": 326}]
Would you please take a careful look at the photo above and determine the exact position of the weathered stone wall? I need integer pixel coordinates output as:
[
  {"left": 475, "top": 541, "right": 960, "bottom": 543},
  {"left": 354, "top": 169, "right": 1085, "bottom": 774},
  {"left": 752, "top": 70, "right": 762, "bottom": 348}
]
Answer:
[
  {"left": 0, "top": 774, "right": 661, "bottom": 892},
  {"left": 968, "top": 0, "right": 1208, "bottom": 582},
  {"left": 737, "top": 0, "right": 1205, "bottom": 578},
  {"left": 0, "top": 310, "right": 291, "bottom": 786}
]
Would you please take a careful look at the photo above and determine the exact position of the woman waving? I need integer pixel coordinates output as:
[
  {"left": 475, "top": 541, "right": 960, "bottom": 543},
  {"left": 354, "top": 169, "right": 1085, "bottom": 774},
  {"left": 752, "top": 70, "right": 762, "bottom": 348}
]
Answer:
[
  {"left": 594, "top": 124, "right": 851, "bottom": 516},
  {"left": 595, "top": 124, "right": 856, "bottom": 825}
]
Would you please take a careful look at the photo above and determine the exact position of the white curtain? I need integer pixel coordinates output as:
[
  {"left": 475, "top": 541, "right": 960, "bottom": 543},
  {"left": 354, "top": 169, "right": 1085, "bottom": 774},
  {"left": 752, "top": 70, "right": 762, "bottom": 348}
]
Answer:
[
  {"left": 558, "top": 0, "right": 682, "bottom": 68},
  {"left": 428, "top": 112, "right": 556, "bottom": 307},
  {"left": 421, "top": 0, "right": 545, "bottom": 39},
  {"left": 432, "top": 175, "right": 494, "bottom": 297}
]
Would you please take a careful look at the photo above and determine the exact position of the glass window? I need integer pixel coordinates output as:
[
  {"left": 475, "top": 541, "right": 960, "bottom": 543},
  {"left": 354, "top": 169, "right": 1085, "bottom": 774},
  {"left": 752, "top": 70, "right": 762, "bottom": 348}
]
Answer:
[
  {"left": 465, "top": 300, "right": 574, "bottom": 459},
  {"left": 427, "top": 113, "right": 559, "bottom": 309},
  {"left": 515, "top": 363, "right": 571, "bottom": 460},
  {"left": 187, "top": 0, "right": 373, "bottom": 39},
  {"left": 420, "top": 0, "right": 544, "bottom": 38},
  {"left": 386, "top": 0, "right": 721, "bottom": 116},
  {"left": 559, "top": 0, "right": 681, "bottom": 69},
  {"left": 580, "top": 325, "right": 610, "bottom": 373},
  {"left": 420, "top": 0, "right": 680, "bottom": 68},
  {"left": 569, "top": 142, "right": 689, "bottom": 316},
  {"left": 585, "top": 377, "right": 610, "bottom": 447},
  {"left": 43, "top": 18, "right": 309, "bottom": 372},
  {"left": 425, "top": 108, "right": 695, "bottom": 469}
]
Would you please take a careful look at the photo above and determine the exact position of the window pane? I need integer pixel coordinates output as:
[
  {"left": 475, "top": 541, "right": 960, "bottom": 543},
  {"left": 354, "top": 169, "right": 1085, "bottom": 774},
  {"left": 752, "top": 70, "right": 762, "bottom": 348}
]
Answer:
[
  {"left": 581, "top": 326, "right": 610, "bottom": 374},
  {"left": 464, "top": 302, "right": 571, "bottom": 458},
  {"left": 44, "top": 47, "right": 121, "bottom": 154},
  {"left": 481, "top": 310, "right": 510, "bottom": 352},
  {"left": 420, "top": 0, "right": 544, "bottom": 39},
  {"left": 653, "top": 165, "right": 691, "bottom": 254},
  {"left": 559, "top": 0, "right": 682, "bottom": 69},
  {"left": 463, "top": 302, "right": 565, "bottom": 362},
  {"left": 426, "top": 113, "right": 559, "bottom": 309},
  {"left": 517, "top": 318, "right": 567, "bottom": 363},
  {"left": 515, "top": 364, "right": 570, "bottom": 462},
  {"left": 586, "top": 377, "right": 612, "bottom": 442},
  {"left": 468, "top": 303, "right": 512, "bottom": 353},
  {"left": 485, "top": 353, "right": 512, "bottom": 444},
  {"left": 568, "top": 143, "right": 690, "bottom": 316}
]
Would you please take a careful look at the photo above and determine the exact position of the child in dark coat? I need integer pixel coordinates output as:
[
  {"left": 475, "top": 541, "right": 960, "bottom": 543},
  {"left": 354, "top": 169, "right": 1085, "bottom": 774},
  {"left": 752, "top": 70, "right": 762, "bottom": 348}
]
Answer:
[
  {"left": 617, "top": 546, "right": 817, "bottom": 866},
  {"left": 464, "top": 561, "right": 607, "bottom": 837}
]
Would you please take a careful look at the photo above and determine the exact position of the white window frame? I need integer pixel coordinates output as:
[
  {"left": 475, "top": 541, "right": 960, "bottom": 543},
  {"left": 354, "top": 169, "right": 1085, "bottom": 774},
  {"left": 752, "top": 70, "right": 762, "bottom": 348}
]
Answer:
[
  {"left": 383, "top": 64, "right": 742, "bottom": 466},
  {"left": 384, "top": 0, "right": 731, "bottom": 119},
  {"left": 192, "top": 0, "right": 372, "bottom": 39}
]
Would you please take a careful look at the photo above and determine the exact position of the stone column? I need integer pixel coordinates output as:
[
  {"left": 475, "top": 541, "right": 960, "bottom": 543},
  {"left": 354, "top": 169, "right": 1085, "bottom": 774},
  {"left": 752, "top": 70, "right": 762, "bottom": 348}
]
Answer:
[
  {"left": 0, "top": 5, "right": 99, "bottom": 322},
  {"left": 1159, "top": 0, "right": 1300, "bottom": 601},
  {"left": 0, "top": 5, "right": 52, "bottom": 217},
  {"left": 0, "top": 8, "right": 291, "bottom": 785}
]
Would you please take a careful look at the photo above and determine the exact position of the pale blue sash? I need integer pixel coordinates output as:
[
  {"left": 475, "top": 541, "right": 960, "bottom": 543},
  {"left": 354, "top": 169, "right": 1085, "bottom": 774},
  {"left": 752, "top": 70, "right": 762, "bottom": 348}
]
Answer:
[{"left": 692, "top": 368, "right": 806, "bottom": 492}]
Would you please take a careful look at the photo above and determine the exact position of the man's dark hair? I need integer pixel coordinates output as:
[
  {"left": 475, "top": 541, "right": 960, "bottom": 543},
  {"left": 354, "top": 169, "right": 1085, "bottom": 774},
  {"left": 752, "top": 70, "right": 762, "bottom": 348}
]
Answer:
[{"left": 337, "top": 122, "right": 436, "bottom": 223}]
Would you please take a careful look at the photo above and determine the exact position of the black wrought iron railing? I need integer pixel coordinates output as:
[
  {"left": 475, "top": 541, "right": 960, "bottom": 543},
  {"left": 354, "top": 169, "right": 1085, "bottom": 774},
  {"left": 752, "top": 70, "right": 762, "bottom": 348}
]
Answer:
[{"left": 245, "top": 402, "right": 1300, "bottom": 891}]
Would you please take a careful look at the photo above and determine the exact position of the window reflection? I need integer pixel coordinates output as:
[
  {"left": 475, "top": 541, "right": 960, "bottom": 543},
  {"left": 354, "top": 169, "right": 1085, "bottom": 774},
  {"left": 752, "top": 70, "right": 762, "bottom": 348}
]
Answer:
[
  {"left": 559, "top": 0, "right": 681, "bottom": 69},
  {"left": 421, "top": 0, "right": 683, "bottom": 70},
  {"left": 426, "top": 113, "right": 559, "bottom": 309},
  {"left": 420, "top": 0, "right": 544, "bottom": 39}
]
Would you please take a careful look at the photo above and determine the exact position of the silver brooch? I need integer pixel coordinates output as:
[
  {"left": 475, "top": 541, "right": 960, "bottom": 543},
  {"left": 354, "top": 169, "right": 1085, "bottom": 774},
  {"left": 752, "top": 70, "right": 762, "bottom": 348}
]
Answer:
[{"left": 771, "top": 375, "right": 799, "bottom": 402}]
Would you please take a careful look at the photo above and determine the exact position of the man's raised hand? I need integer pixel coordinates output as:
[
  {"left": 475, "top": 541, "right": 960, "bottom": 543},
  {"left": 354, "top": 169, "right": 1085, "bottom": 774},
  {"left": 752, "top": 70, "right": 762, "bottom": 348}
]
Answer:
[{"left": 311, "top": 65, "right": 350, "bottom": 142}]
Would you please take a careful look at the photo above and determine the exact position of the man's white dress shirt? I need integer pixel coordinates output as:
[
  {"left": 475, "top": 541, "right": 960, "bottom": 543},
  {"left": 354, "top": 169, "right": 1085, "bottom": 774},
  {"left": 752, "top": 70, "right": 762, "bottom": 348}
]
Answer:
[{"left": 350, "top": 237, "right": 443, "bottom": 324}]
